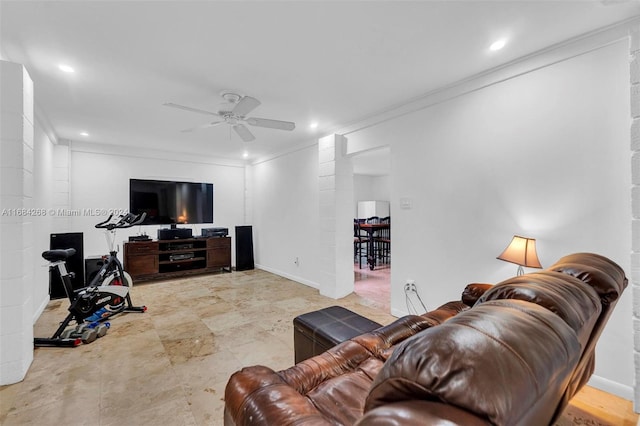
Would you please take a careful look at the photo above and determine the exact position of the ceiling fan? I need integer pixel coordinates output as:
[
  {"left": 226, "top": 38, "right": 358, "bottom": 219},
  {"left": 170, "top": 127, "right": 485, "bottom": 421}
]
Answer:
[{"left": 163, "top": 92, "right": 295, "bottom": 142}]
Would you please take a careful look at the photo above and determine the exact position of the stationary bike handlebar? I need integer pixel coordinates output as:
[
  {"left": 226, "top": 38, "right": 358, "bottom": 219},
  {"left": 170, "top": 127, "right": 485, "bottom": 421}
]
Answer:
[{"left": 95, "top": 213, "right": 146, "bottom": 230}]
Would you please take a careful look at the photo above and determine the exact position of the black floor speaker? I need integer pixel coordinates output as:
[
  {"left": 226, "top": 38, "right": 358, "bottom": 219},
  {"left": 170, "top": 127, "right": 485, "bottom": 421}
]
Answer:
[
  {"left": 49, "top": 232, "right": 84, "bottom": 299},
  {"left": 235, "top": 226, "right": 254, "bottom": 271},
  {"left": 85, "top": 256, "right": 105, "bottom": 285}
]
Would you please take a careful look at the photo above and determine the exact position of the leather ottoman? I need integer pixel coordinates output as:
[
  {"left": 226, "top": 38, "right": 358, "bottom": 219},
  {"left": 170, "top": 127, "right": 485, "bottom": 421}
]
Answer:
[{"left": 293, "top": 305, "right": 382, "bottom": 363}]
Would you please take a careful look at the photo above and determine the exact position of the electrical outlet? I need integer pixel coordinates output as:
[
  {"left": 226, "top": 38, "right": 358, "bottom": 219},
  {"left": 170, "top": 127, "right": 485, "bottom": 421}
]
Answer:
[{"left": 405, "top": 279, "right": 415, "bottom": 292}]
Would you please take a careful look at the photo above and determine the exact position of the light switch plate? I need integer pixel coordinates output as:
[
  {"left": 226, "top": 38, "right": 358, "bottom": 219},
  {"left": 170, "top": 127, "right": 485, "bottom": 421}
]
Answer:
[{"left": 400, "top": 197, "right": 412, "bottom": 209}]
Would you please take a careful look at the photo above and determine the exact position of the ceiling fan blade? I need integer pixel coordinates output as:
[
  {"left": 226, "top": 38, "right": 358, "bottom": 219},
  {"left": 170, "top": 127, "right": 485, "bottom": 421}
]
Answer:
[
  {"left": 163, "top": 102, "right": 221, "bottom": 117},
  {"left": 246, "top": 117, "right": 295, "bottom": 131},
  {"left": 233, "top": 124, "right": 256, "bottom": 142},
  {"left": 180, "top": 121, "right": 224, "bottom": 133},
  {"left": 232, "top": 96, "right": 261, "bottom": 117}
]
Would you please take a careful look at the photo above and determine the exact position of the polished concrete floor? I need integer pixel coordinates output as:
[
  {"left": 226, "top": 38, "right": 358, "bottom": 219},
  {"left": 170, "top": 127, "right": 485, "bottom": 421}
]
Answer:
[{"left": 0, "top": 269, "right": 636, "bottom": 425}]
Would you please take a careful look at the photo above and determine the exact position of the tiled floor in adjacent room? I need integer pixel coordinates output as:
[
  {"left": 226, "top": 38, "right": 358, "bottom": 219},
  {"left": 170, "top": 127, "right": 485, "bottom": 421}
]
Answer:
[
  {"left": 0, "top": 269, "right": 636, "bottom": 425},
  {"left": 354, "top": 262, "right": 390, "bottom": 313}
]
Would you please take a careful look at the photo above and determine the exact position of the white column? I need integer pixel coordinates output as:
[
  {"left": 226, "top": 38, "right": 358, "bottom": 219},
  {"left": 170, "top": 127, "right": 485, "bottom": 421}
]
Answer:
[
  {"left": 0, "top": 60, "right": 35, "bottom": 385},
  {"left": 318, "top": 134, "right": 354, "bottom": 299},
  {"left": 630, "top": 24, "right": 640, "bottom": 411}
]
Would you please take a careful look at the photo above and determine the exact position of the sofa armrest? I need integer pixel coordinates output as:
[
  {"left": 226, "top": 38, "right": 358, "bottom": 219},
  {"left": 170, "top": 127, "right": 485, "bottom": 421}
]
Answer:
[
  {"left": 462, "top": 283, "right": 494, "bottom": 306},
  {"left": 355, "top": 401, "right": 490, "bottom": 426},
  {"left": 421, "top": 300, "right": 469, "bottom": 324},
  {"left": 224, "top": 365, "right": 333, "bottom": 426},
  {"left": 278, "top": 339, "right": 379, "bottom": 394},
  {"left": 357, "top": 314, "right": 436, "bottom": 351}
]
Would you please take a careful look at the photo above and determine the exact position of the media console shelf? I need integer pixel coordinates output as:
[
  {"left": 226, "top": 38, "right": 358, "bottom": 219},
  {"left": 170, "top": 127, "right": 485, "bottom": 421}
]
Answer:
[{"left": 124, "top": 237, "right": 231, "bottom": 281}]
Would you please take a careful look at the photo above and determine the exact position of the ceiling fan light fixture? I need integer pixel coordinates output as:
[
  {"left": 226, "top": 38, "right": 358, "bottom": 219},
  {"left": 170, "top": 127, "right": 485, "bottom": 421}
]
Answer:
[{"left": 221, "top": 92, "right": 242, "bottom": 104}]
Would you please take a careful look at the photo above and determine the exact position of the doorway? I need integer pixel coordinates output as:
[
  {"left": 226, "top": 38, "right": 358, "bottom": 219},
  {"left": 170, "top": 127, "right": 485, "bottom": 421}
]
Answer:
[{"left": 351, "top": 147, "right": 391, "bottom": 312}]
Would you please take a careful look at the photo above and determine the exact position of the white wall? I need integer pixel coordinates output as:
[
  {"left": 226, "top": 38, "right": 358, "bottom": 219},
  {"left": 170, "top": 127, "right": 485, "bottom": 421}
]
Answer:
[
  {"left": 353, "top": 174, "right": 390, "bottom": 217},
  {"left": 353, "top": 175, "right": 376, "bottom": 207},
  {"left": 251, "top": 145, "right": 320, "bottom": 288},
  {"left": 66, "top": 143, "right": 246, "bottom": 264},
  {"left": 371, "top": 175, "right": 390, "bottom": 202},
  {"left": 346, "top": 40, "right": 632, "bottom": 396}
]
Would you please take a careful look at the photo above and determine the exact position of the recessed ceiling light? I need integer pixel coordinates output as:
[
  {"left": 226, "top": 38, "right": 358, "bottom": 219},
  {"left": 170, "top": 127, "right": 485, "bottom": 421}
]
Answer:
[
  {"left": 80, "top": 132, "right": 89, "bottom": 137},
  {"left": 489, "top": 39, "right": 507, "bottom": 52},
  {"left": 310, "top": 122, "right": 319, "bottom": 129},
  {"left": 58, "top": 64, "right": 75, "bottom": 73},
  {"left": 242, "top": 151, "right": 249, "bottom": 158}
]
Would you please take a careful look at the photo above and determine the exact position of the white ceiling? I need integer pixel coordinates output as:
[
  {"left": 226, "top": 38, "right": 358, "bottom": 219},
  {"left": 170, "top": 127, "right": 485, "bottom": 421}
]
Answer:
[{"left": 2, "top": 1, "right": 640, "bottom": 167}]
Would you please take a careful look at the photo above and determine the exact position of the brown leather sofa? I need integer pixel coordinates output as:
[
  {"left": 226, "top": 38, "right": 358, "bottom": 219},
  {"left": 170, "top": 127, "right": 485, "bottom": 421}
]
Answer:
[{"left": 224, "top": 253, "right": 627, "bottom": 425}]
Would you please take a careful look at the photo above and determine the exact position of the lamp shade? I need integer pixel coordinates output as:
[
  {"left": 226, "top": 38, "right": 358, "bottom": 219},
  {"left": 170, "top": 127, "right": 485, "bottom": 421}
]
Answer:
[{"left": 497, "top": 235, "right": 542, "bottom": 268}]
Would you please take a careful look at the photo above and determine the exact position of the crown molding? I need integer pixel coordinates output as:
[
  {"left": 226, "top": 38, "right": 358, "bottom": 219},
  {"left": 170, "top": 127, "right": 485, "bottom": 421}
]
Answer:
[{"left": 69, "top": 140, "right": 246, "bottom": 169}]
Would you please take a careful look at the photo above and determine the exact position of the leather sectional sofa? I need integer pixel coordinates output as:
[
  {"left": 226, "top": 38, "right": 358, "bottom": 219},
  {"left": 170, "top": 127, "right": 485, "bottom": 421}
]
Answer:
[{"left": 224, "top": 253, "right": 627, "bottom": 425}]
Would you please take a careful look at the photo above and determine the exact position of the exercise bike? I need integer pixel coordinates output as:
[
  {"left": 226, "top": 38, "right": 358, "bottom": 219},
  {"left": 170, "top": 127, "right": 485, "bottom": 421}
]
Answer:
[
  {"left": 82, "top": 212, "right": 148, "bottom": 321},
  {"left": 34, "top": 213, "right": 147, "bottom": 347},
  {"left": 34, "top": 248, "right": 129, "bottom": 347}
]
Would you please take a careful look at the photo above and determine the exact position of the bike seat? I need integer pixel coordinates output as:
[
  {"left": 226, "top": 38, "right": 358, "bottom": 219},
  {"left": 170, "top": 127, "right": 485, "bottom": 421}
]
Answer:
[{"left": 42, "top": 248, "right": 76, "bottom": 262}]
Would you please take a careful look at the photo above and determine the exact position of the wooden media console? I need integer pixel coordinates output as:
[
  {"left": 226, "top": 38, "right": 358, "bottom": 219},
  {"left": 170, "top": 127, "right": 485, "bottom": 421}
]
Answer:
[{"left": 123, "top": 236, "right": 231, "bottom": 281}]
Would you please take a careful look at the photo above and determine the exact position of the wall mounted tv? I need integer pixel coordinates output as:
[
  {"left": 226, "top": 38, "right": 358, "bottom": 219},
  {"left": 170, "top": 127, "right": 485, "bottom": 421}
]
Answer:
[{"left": 129, "top": 179, "right": 213, "bottom": 225}]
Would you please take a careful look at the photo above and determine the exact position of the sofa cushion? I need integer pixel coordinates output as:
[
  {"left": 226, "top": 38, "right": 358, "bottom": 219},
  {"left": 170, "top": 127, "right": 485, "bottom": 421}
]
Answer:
[
  {"left": 476, "top": 271, "right": 601, "bottom": 347},
  {"left": 356, "top": 401, "right": 491, "bottom": 426},
  {"left": 549, "top": 252, "right": 627, "bottom": 305},
  {"left": 365, "top": 300, "right": 581, "bottom": 426}
]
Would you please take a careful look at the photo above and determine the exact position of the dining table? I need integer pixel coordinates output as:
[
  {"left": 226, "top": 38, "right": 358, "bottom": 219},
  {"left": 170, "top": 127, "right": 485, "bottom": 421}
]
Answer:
[{"left": 358, "top": 222, "right": 390, "bottom": 270}]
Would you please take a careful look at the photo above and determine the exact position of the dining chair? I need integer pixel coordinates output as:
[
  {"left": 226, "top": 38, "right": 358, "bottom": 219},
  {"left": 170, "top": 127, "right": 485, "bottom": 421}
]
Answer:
[
  {"left": 376, "top": 216, "right": 391, "bottom": 264},
  {"left": 353, "top": 219, "right": 369, "bottom": 269}
]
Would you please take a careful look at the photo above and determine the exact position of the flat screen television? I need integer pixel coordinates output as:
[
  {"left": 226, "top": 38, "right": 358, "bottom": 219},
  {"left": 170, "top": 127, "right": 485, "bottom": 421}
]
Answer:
[{"left": 129, "top": 179, "right": 213, "bottom": 225}]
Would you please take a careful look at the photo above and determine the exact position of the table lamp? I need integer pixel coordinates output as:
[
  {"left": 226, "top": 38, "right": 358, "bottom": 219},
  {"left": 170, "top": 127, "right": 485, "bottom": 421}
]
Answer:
[{"left": 497, "top": 235, "right": 542, "bottom": 276}]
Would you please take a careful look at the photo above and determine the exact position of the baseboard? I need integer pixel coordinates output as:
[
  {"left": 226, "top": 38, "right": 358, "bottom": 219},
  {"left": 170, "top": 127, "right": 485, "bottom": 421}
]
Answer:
[
  {"left": 33, "top": 295, "right": 50, "bottom": 324},
  {"left": 587, "top": 374, "right": 633, "bottom": 401},
  {"left": 254, "top": 263, "right": 319, "bottom": 289},
  {"left": 391, "top": 307, "right": 409, "bottom": 318}
]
